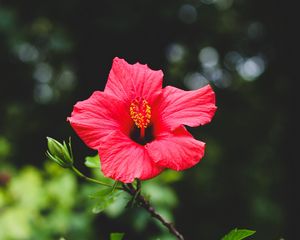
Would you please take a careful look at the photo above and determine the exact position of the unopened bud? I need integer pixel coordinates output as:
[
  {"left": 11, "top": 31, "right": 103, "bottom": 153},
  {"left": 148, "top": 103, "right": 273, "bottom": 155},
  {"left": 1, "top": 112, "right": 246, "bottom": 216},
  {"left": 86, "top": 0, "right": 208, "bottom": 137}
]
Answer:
[{"left": 46, "top": 137, "right": 73, "bottom": 168}]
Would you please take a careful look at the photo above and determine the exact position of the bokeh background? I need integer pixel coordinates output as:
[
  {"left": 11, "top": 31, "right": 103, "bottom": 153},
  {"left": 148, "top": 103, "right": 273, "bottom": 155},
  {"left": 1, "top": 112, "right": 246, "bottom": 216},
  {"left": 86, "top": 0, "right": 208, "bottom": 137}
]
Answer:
[{"left": 0, "top": 0, "right": 297, "bottom": 239}]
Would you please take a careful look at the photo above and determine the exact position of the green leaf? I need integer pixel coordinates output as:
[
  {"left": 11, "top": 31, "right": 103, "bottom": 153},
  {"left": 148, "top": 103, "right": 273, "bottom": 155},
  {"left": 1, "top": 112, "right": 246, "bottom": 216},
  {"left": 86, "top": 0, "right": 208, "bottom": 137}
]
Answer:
[
  {"left": 84, "top": 154, "right": 100, "bottom": 168},
  {"left": 158, "top": 169, "right": 183, "bottom": 183},
  {"left": 89, "top": 189, "right": 121, "bottom": 214},
  {"left": 110, "top": 233, "right": 124, "bottom": 240},
  {"left": 222, "top": 228, "right": 256, "bottom": 240}
]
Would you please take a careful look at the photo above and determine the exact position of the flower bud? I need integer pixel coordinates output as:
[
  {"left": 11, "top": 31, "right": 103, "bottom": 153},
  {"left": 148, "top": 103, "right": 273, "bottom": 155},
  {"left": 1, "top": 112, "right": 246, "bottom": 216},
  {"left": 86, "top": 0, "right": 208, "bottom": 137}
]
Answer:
[{"left": 46, "top": 137, "right": 73, "bottom": 168}]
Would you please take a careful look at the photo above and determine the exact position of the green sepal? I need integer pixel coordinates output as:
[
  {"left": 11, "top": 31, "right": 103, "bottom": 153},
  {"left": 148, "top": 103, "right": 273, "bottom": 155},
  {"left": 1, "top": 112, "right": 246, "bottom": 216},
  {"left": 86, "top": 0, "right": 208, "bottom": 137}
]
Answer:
[{"left": 46, "top": 150, "right": 62, "bottom": 165}]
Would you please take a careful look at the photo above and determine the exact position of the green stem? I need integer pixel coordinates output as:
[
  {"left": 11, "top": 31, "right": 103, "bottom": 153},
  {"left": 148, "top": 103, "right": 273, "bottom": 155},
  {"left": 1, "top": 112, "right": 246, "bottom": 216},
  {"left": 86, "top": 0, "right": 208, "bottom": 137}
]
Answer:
[
  {"left": 71, "top": 166, "right": 122, "bottom": 189},
  {"left": 71, "top": 167, "right": 183, "bottom": 239}
]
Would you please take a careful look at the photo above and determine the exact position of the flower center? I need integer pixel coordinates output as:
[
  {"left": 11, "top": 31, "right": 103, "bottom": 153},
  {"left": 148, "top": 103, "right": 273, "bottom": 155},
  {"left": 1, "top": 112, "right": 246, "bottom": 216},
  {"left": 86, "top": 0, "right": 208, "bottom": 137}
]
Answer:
[{"left": 130, "top": 97, "right": 151, "bottom": 138}]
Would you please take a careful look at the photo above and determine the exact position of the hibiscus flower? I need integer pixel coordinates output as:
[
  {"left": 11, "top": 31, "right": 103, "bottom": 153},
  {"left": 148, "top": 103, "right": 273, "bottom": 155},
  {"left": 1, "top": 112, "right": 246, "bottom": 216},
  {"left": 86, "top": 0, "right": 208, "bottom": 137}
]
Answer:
[{"left": 68, "top": 57, "right": 216, "bottom": 183}]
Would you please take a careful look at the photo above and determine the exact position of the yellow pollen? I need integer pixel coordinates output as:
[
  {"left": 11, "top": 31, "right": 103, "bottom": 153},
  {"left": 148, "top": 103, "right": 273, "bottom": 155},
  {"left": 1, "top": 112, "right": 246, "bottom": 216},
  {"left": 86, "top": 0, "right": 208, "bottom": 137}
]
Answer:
[{"left": 130, "top": 98, "right": 151, "bottom": 129}]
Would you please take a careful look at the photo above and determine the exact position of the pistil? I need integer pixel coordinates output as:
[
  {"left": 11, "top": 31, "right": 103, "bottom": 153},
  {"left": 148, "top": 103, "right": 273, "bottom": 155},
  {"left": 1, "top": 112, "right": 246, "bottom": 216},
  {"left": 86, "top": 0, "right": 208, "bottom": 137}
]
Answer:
[{"left": 140, "top": 127, "right": 145, "bottom": 139}]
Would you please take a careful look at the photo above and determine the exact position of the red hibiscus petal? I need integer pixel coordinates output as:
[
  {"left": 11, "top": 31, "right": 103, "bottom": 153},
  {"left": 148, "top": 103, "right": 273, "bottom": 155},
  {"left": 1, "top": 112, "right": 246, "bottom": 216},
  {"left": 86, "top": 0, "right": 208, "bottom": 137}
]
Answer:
[
  {"left": 99, "top": 131, "right": 163, "bottom": 183},
  {"left": 156, "top": 84, "right": 217, "bottom": 130},
  {"left": 146, "top": 126, "right": 205, "bottom": 171},
  {"left": 67, "top": 91, "right": 132, "bottom": 150},
  {"left": 104, "top": 57, "right": 163, "bottom": 105}
]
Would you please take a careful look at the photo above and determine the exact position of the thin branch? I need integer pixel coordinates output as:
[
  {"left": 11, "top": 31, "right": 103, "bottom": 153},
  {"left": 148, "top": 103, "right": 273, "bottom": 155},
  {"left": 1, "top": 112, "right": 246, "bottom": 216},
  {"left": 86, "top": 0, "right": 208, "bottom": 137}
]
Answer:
[{"left": 123, "top": 182, "right": 184, "bottom": 240}]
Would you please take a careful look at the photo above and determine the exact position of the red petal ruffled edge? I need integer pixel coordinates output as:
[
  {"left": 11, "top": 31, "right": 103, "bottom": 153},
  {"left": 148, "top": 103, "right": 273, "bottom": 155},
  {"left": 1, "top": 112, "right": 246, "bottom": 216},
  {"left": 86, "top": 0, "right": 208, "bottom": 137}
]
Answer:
[
  {"left": 104, "top": 57, "right": 163, "bottom": 105},
  {"left": 98, "top": 131, "right": 163, "bottom": 183},
  {"left": 146, "top": 126, "right": 205, "bottom": 171},
  {"left": 156, "top": 84, "right": 217, "bottom": 130},
  {"left": 67, "top": 91, "right": 132, "bottom": 150}
]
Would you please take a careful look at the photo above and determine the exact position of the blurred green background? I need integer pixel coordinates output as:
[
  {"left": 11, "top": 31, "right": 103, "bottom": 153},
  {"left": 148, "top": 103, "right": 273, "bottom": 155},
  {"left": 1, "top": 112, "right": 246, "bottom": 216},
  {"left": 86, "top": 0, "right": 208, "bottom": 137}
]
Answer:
[{"left": 0, "top": 0, "right": 297, "bottom": 239}]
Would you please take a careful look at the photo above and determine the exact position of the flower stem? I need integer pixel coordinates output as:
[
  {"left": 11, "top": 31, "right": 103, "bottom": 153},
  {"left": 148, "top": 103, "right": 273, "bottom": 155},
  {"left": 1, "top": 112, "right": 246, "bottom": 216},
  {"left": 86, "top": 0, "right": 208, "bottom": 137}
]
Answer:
[
  {"left": 71, "top": 166, "right": 122, "bottom": 189},
  {"left": 123, "top": 181, "right": 184, "bottom": 240},
  {"left": 71, "top": 167, "right": 184, "bottom": 239}
]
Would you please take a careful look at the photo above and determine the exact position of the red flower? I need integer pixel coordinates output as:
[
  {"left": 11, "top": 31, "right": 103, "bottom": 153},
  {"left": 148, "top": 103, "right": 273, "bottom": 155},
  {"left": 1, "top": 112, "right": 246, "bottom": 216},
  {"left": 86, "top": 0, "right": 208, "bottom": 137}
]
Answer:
[{"left": 68, "top": 57, "right": 216, "bottom": 183}]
